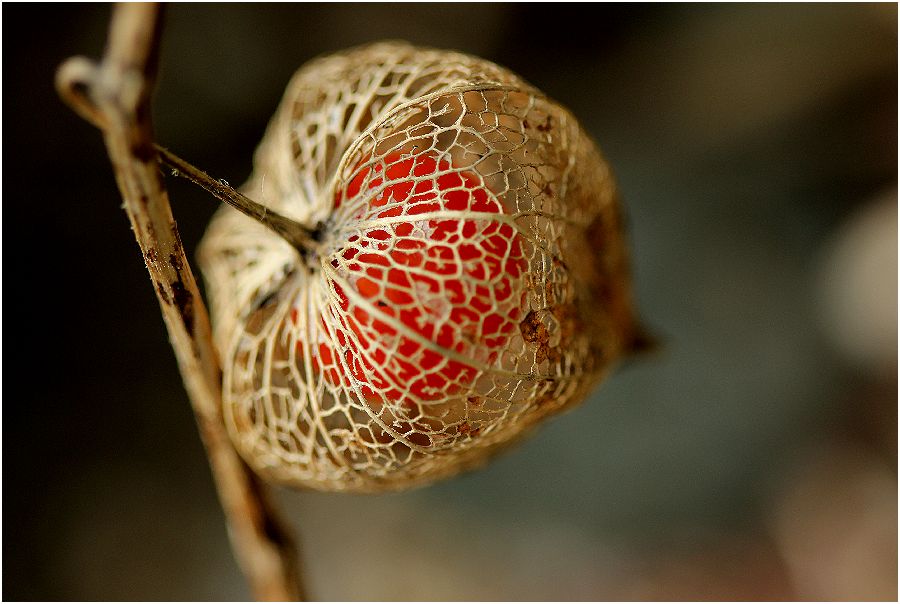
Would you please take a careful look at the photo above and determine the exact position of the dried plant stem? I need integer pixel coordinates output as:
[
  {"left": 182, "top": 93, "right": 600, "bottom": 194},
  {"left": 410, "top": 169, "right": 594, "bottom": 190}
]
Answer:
[
  {"left": 156, "top": 145, "right": 321, "bottom": 252},
  {"left": 55, "top": 4, "right": 304, "bottom": 600}
]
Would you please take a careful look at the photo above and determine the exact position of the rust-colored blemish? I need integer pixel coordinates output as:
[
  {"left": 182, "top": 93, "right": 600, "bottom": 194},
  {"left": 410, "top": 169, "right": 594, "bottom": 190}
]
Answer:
[
  {"left": 521, "top": 304, "right": 580, "bottom": 365},
  {"left": 519, "top": 310, "right": 548, "bottom": 344},
  {"left": 170, "top": 279, "right": 195, "bottom": 334},
  {"left": 156, "top": 280, "right": 170, "bottom": 304},
  {"left": 536, "top": 114, "right": 553, "bottom": 133}
]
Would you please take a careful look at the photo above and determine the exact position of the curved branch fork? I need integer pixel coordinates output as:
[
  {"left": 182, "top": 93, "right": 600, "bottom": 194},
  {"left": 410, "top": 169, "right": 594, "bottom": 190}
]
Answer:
[{"left": 56, "top": 4, "right": 304, "bottom": 600}]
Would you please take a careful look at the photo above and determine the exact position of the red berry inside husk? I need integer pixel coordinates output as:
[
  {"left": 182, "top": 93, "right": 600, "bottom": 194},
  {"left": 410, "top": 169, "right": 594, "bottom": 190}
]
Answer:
[{"left": 313, "top": 153, "right": 527, "bottom": 408}]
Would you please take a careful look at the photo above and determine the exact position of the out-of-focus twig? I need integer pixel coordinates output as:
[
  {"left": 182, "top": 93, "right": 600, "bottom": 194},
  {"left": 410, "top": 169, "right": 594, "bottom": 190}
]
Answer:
[{"left": 55, "top": 4, "right": 304, "bottom": 600}]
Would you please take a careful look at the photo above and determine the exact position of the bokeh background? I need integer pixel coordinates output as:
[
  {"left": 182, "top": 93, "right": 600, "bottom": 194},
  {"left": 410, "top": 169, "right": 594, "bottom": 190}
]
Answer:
[{"left": 3, "top": 3, "right": 897, "bottom": 600}]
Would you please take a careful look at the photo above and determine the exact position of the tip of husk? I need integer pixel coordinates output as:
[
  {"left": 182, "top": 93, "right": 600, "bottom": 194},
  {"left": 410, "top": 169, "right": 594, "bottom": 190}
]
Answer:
[{"left": 626, "top": 323, "right": 662, "bottom": 357}]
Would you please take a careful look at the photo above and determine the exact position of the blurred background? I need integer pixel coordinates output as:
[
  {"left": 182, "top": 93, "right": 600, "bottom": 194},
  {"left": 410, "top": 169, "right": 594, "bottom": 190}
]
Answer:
[{"left": 3, "top": 3, "right": 897, "bottom": 600}]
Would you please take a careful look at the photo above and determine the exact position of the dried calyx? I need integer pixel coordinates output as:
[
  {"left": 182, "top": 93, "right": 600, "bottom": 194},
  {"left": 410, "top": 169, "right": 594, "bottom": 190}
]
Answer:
[{"left": 198, "top": 42, "right": 645, "bottom": 493}]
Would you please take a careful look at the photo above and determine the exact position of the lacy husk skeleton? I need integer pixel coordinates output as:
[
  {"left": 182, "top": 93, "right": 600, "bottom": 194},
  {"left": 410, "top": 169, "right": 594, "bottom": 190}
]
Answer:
[{"left": 200, "top": 42, "right": 641, "bottom": 493}]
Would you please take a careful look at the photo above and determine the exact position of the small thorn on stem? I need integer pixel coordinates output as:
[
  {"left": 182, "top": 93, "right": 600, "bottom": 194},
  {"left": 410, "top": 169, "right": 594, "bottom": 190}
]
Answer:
[{"left": 155, "top": 145, "right": 319, "bottom": 253}]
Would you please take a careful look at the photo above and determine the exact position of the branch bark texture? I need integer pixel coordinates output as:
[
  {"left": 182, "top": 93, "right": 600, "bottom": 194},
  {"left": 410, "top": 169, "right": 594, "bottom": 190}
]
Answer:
[{"left": 55, "top": 4, "right": 304, "bottom": 600}]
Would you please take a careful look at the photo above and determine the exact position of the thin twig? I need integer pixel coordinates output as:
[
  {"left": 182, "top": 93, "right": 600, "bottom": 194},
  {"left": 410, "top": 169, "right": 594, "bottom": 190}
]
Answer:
[
  {"left": 55, "top": 4, "right": 305, "bottom": 600},
  {"left": 155, "top": 145, "right": 321, "bottom": 252}
]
